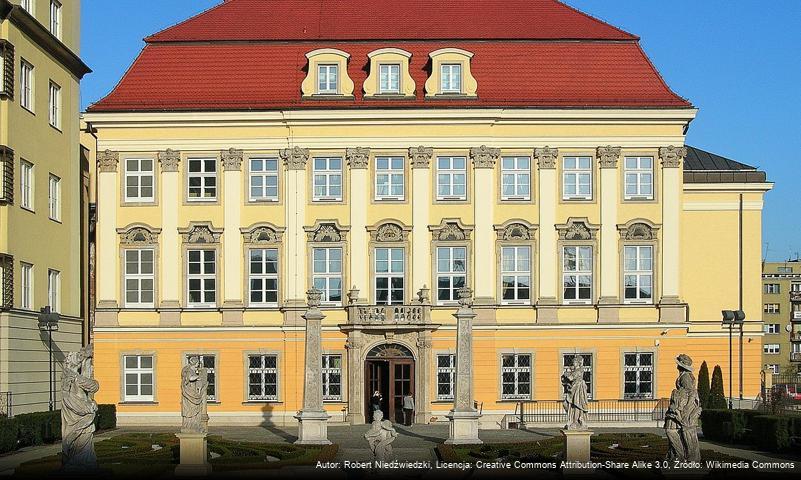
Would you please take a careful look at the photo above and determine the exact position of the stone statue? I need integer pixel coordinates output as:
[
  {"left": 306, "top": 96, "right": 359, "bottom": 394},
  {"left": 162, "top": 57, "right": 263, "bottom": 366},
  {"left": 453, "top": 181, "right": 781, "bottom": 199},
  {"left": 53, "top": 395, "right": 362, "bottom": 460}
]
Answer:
[
  {"left": 364, "top": 410, "right": 398, "bottom": 463},
  {"left": 181, "top": 356, "right": 208, "bottom": 434},
  {"left": 664, "top": 354, "right": 702, "bottom": 463},
  {"left": 61, "top": 344, "right": 100, "bottom": 471},
  {"left": 562, "top": 355, "right": 589, "bottom": 430}
]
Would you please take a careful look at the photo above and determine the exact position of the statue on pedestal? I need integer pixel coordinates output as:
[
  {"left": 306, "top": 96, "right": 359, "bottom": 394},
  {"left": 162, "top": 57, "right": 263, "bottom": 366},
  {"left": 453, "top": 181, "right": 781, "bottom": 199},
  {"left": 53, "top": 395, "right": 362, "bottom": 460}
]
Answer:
[
  {"left": 664, "top": 354, "right": 702, "bottom": 462},
  {"left": 562, "top": 355, "right": 589, "bottom": 430},
  {"left": 364, "top": 410, "right": 398, "bottom": 462},
  {"left": 181, "top": 356, "right": 209, "bottom": 434},
  {"left": 61, "top": 344, "right": 100, "bottom": 471}
]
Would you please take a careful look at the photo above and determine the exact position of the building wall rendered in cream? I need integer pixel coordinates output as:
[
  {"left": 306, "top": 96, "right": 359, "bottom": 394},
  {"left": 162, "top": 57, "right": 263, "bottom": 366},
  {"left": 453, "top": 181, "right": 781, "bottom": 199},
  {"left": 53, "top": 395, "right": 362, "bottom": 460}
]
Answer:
[{"left": 761, "top": 261, "right": 801, "bottom": 372}]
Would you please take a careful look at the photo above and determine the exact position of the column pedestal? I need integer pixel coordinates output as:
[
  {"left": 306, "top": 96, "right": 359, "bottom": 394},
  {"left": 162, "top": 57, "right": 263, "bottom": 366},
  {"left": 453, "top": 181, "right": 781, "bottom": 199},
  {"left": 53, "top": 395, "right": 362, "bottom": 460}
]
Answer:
[
  {"left": 561, "top": 429, "right": 593, "bottom": 472},
  {"left": 444, "top": 411, "right": 482, "bottom": 445},
  {"left": 175, "top": 432, "right": 211, "bottom": 477},
  {"left": 295, "top": 411, "right": 333, "bottom": 445}
]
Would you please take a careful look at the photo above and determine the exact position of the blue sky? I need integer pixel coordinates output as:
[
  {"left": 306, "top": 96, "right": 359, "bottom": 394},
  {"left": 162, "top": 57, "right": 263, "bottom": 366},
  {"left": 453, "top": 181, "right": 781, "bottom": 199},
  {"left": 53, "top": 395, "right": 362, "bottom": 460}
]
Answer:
[{"left": 80, "top": 1, "right": 801, "bottom": 261}]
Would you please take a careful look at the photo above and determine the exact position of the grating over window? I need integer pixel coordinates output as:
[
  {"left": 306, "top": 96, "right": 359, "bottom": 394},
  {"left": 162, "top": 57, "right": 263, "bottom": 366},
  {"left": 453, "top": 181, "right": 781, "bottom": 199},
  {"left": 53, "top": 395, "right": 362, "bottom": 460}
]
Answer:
[
  {"left": 501, "top": 353, "right": 531, "bottom": 400},
  {"left": 186, "top": 354, "right": 217, "bottom": 401},
  {"left": 562, "top": 353, "right": 593, "bottom": 399},
  {"left": 0, "top": 254, "right": 13, "bottom": 309},
  {"left": 248, "top": 354, "right": 278, "bottom": 401},
  {"left": 623, "top": 352, "right": 653, "bottom": 399},
  {"left": 436, "top": 354, "right": 455, "bottom": 400},
  {"left": 0, "top": 40, "right": 14, "bottom": 100},
  {"left": 0, "top": 146, "right": 13, "bottom": 204},
  {"left": 322, "top": 354, "right": 342, "bottom": 401}
]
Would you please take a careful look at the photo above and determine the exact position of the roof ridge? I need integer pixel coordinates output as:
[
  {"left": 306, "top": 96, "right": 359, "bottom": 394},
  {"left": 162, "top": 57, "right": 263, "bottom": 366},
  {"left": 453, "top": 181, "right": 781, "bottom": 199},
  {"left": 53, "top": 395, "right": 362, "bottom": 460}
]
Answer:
[
  {"left": 553, "top": 0, "right": 637, "bottom": 40},
  {"left": 144, "top": 0, "right": 230, "bottom": 43}
]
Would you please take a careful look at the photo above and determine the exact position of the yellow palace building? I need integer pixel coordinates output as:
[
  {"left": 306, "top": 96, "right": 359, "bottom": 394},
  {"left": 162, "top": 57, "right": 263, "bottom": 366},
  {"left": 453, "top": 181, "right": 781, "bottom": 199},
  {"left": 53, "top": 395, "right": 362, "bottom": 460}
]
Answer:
[{"left": 83, "top": 0, "right": 772, "bottom": 427}]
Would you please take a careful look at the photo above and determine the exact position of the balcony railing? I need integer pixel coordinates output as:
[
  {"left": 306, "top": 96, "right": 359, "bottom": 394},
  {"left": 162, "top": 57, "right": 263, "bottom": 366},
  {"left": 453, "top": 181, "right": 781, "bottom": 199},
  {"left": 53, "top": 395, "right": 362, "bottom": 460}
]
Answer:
[
  {"left": 791, "top": 332, "right": 801, "bottom": 342},
  {"left": 348, "top": 304, "right": 431, "bottom": 325},
  {"left": 791, "top": 291, "right": 801, "bottom": 303},
  {"left": 792, "top": 311, "right": 801, "bottom": 322},
  {"left": 791, "top": 352, "right": 801, "bottom": 362}
]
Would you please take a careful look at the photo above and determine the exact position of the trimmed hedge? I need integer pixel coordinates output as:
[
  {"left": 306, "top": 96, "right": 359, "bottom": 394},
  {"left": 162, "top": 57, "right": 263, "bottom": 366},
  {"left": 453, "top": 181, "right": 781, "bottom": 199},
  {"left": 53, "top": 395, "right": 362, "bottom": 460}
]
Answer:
[
  {"left": 700, "top": 409, "right": 746, "bottom": 443},
  {"left": 0, "top": 405, "right": 116, "bottom": 455},
  {"left": 702, "top": 409, "right": 801, "bottom": 452},
  {"left": 751, "top": 415, "right": 791, "bottom": 452}
]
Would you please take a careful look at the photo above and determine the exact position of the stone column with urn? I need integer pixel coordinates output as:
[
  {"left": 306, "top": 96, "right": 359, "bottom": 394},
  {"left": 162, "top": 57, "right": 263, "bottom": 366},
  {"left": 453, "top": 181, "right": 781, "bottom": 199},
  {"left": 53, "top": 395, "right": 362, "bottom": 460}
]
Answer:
[
  {"left": 445, "top": 287, "right": 482, "bottom": 445},
  {"left": 294, "top": 288, "right": 332, "bottom": 444}
]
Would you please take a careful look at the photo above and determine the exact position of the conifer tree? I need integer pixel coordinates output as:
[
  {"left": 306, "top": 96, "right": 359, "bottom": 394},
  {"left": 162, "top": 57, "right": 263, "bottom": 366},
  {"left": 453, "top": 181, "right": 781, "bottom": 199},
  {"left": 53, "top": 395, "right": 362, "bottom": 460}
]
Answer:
[
  {"left": 709, "top": 364, "right": 728, "bottom": 409},
  {"left": 697, "top": 361, "right": 711, "bottom": 408}
]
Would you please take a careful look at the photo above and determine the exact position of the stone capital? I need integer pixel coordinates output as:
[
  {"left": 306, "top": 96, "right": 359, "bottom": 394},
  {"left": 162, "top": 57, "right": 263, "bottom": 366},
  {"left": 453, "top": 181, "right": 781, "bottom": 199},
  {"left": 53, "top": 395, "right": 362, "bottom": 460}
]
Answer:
[
  {"left": 158, "top": 149, "right": 181, "bottom": 173},
  {"left": 659, "top": 145, "right": 687, "bottom": 168},
  {"left": 345, "top": 147, "right": 370, "bottom": 169},
  {"left": 221, "top": 148, "right": 244, "bottom": 171},
  {"left": 97, "top": 150, "right": 119, "bottom": 173},
  {"left": 409, "top": 146, "right": 433, "bottom": 168},
  {"left": 280, "top": 146, "right": 310, "bottom": 170},
  {"left": 597, "top": 146, "right": 621, "bottom": 169},
  {"left": 469, "top": 145, "right": 500, "bottom": 169},
  {"left": 534, "top": 147, "right": 558, "bottom": 169}
]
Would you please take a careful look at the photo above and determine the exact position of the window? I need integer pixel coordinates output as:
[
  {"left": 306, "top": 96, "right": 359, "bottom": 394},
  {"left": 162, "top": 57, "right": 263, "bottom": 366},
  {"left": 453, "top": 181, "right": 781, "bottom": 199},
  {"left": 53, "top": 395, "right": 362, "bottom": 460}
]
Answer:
[
  {"left": 20, "top": 60, "right": 33, "bottom": 111},
  {"left": 21, "top": 0, "right": 33, "bottom": 13},
  {"left": 792, "top": 283, "right": 801, "bottom": 292},
  {"left": 764, "top": 303, "right": 780, "bottom": 314},
  {"left": 186, "top": 354, "right": 217, "bottom": 401},
  {"left": 123, "top": 355, "right": 154, "bottom": 402},
  {"left": 379, "top": 64, "right": 400, "bottom": 94},
  {"left": 563, "top": 156, "right": 592, "bottom": 200},
  {"left": 562, "top": 353, "right": 593, "bottom": 399},
  {"left": 249, "top": 158, "right": 279, "bottom": 202},
  {"left": 322, "top": 354, "right": 342, "bottom": 401},
  {"left": 436, "top": 246, "right": 466, "bottom": 303},
  {"left": 48, "top": 81, "right": 60, "bottom": 128},
  {"left": 563, "top": 246, "right": 592, "bottom": 303},
  {"left": 187, "top": 158, "right": 217, "bottom": 201},
  {"left": 20, "top": 160, "right": 33, "bottom": 210},
  {"left": 763, "top": 324, "right": 780, "bottom": 335},
  {"left": 375, "top": 247, "right": 404, "bottom": 304},
  {"left": 764, "top": 284, "right": 780, "bottom": 294},
  {"left": 187, "top": 250, "right": 216, "bottom": 307},
  {"left": 501, "top": 353, "right": 531, "bottom": 400},
  {"left": 501, "top": 246, "right": 530, "bottom": 304},
  {"left": 124, "top": 158, "right": 154, "bottom": 202},
  {"left": 0, "top": 255, "right": 10, "bottom": 309},
  {"left": 312, "top": 157, "right": 343, "bottom": 201},
  {"left": 247, "top": 354, "right": 278, "bottom": 401},
  {"left": 778, "top": 266, "right": 793, "bottom": 274},
  {"left": 436, "top": 156, "right": 466, "bottom": 200},
  {"left": 624, "top": 246, "right": 653, "bottom": 303},
  {"left": 375, "top": 156, "right": 404, "bottom": 200},
  {"left": 763, "top": 344, "right": 780, "bottom": 355},
  {"left": 48, "top": 174, "right": 60, "bottom": 221},
  {"left": 501, "top": 157, "right": 531, "bottom": 200},
  {"left": 767, "top": 364, "right": 780, "bottom": 375},
  {"left": 623, "top": 352, "right": 653, "bottom": 399},
  {"left": 624, "top": 157, "right": 654, "bottom": 200},
  {"left": 249, "top": 248, "right": 278, "bottom": 306},
  {"left": 313, "top": 247, "right": 342, "bottom": 304},
  {"left": 125, "top": 249, "right": 154, "bottom": 308},
  {"left": 436, "top": 354, "right": 456, "bottom": 401},
  {"left": 50, "top": 1, "right": 62, "bottom": 39},
  {"left": 21, "top": 262, "right": 33, "bottom": 310},
  {"left": 440, "top": 64, "right": 462, "bottom": 93},
  {"left": 47, "top": 269, "right": 59, "bottom": 312},
  {"left": 318, "top": 64, "right": 338, "bottom": 94}
]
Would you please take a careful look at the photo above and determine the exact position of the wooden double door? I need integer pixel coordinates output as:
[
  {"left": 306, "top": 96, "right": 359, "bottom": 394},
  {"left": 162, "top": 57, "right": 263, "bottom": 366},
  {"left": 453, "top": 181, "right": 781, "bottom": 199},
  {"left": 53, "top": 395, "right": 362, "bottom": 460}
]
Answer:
[{"left": 365, "top": 359, "right": 414, "bottom": 424}]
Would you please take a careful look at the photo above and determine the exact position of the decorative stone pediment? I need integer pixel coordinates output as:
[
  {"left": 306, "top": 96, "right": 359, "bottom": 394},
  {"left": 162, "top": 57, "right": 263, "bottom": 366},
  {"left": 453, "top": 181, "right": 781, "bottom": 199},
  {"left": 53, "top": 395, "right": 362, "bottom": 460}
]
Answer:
[
  {"left": 470, "top": 145, "right": 500, "bottom": 169},
  {"left": 597, "top": 146, "right": 622, "bottom": 169},
  {"left": 617, "top": 220, "right": 660, "bottom": 241},
  {"left": 179, "top": 222, "right": 223, "bottom": 244},
  {"left": 117, "top": 224, "right": 161, "bottom": 245},
  {"left": 346, "top": 147, "right": 370, "bottom": 169},
  {"left": 305, "top": 220, "right": 350, "bottom": 243},
  {"left": 408, "top": 146, "right": 433, "bottom": 168},
  {"left": 158, "top": 149, "right": 181, "bottom": 172},
  {"left": 494, "top": 220, "right": 537, "bottom": 241},
  {"left": 241, "top": 223, "right": 285, "bottom": 244},
  {"left": 221, "top": 148, "right": 244, "bottom": 171},
  {"left": 368, "top": 221, "right": 411, "bottom": 243},
  {"left": 659, "top": 145, "right": 688, "bottom": 168},
  {"left": 279, "top": 146, "right": 310, "bottom": 170},
  {"left": 534, "top": 147, "right": 558, "bottom": 169},
  {"left": 97, "top": 150, "right": 119, "bottom": 173},
  {"left": 429, "top": 219, "right": 473, "bottom": 241},
  {"left": 556, "top": 218, "right": 599, "bottom": 241}
]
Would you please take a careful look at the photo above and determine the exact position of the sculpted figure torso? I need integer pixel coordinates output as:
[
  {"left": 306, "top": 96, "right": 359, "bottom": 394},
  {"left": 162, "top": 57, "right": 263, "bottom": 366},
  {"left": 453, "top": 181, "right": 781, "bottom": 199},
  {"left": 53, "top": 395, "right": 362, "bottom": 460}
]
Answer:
[
  {"left": 61, "top": 344, "right": 100, "bottom": 470},
  {"left": 364, "top": 410, "right": 398, "bottom": 462},
  {"left": 181, "top": 356, "right": 208, "bottom": 434},
  {"left": 664, "top": 354, "right": 702, "bottom": 463},
  {"left": 562, "top": 356, "right": 589, "bottom": 430}
]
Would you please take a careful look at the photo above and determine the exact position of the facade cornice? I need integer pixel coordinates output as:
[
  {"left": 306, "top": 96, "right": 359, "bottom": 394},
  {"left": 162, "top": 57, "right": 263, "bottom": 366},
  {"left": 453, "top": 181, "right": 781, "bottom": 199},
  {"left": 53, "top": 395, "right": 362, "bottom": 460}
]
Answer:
[{"left": 683, "top": 183, "right": 774, "bottom": 193}]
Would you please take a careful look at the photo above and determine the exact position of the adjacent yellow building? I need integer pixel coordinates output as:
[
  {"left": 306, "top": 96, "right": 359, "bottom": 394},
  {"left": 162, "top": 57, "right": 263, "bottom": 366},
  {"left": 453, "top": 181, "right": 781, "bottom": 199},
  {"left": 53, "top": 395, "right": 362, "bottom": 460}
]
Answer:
[
  {"left": 0, "top": 0, "right": 90, "bottom": 415},
  {"left": 761, "top": 260, "right": 801, "bottom": 374},
  {"left": 83, "top": 0, "right": 772, "bottom": 427}
]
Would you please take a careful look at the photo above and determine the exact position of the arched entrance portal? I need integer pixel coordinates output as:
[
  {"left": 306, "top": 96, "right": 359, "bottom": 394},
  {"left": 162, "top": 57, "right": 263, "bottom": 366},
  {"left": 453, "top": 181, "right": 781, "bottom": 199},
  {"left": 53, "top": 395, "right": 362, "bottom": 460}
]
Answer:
[{"left": 365, "top": 343, "right": 415, "bottom": 424}]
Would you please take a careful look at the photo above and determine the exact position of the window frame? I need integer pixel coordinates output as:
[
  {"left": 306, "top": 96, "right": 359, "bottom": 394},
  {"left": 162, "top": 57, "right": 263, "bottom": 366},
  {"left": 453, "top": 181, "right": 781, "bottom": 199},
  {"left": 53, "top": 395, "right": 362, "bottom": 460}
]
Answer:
[
  {"left": 20, "top": 0, "right": 33, "bottom": 14},
  {"left": 122, "top": 354, "right": 155, "bottom": 403},
  {"left": 764, "top": 283, "right": 780, "bottom": 294},
  {"left": 48, "top": 80, "right": 60, "bottom": 129},
  {"left": 763, "top": 303, "right": 780, "bottom": 314},
  {"left": 436, "top": 353, "right": 456, "bottom": 401},
  {"left": 20, "top": 159, "right": 33, "bottom": 211},
  {"left": 623, "top": 245, "right": 654, "bottom": 304},
  {"left": 123, "top": 157, "right": 156, "bottom": 203},
  {"left": 248, "top": 157, "right": 279, "bottom": 202},
  {"left": 440, "top": 63, "right": 462, "bottom": 94},
  {"left": 184, "top": 353, "right": 218, "bottom": 402},
  {"left": 312, "top": 246, "right": 343, "bottom": 306},
  {"left": 763, "top": 323, "right": 780, "bottom": 335},
  {"left": 186, "top": 157, "right": 218, "bottom": 202},
  {"left": 21, "top": 262, "right": 33, "bottom": 310},
  {"left": 562, "top": 352, "right": 594, "bottom": 400},
  {"left": 20, "top": 59, "right": 33, "bottom": 112},
  {"left": 374, "top": 156, "right": 405, "bottom": 201},
  {"left": 47, "top": 268, "right": 59, "bottom": 313},
  {"left": 246, "top": 353, "right": 279, "bottom": 402},
  {"left": 186, "top": 249, "right": 217, "bottom": 308},
  {"left": 623, "top": 156, "right": 654, "bottom": 200},
  {"left": 317, "top": 64, "right": 339, "bottom": 94},
  {"left": 248, "top": 247, "right": 279, "bottom": 307},
  {"left": 312, "top": 156, "right": 344, "bottom": 202},
  {"left": 500, "top": 156, "right": 532, "bottom": 201},
  {"left": 374, "top": 246, "right": 405, "bottom": 305},
  {"left": 562, "top": 245, "right": 593, "bottom": 304},
  {"left": 435, "top": 156, "right": 467, "bottom": 201},
  {"left": 47, "top": 174, "right": 60, "bottom": 221},
  {"left": 763, "top": 344, "right": 780, "bottom": 355},
  {"left": 562, "top": 156, "right": 593, "bottom": 201},
  {"left": 50, "top": 0, "right": 62, "bottom": 40},
  {"left": 500, "top": 245, "right": 531, "bottom": 305},
  {"left": 623, "top": 352, "right": 654, "bottom": 399},
  {"left": 378, "top": 63, "right": 401, "bottom": 94},
  {"left": 436, "top": 245, "right": 468, "bottom": 305},
  {"left": 124, "top": 248, "right": 155, "bottom": 308},
  {"left": 322, "top": 354, "right": 343, "bottom": 402},
  {"left": 500, "top": 353, "right": 532, "bottom": 401}
]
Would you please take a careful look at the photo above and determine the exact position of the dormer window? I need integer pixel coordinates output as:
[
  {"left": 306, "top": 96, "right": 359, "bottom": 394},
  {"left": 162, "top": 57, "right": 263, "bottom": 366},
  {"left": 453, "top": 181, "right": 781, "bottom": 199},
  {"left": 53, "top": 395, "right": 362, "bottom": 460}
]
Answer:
[
  {"left": 318, "top": 64, "right": 338, "bottom": 94},
  {"left": 379, "top": 64, "right": 400, "bottom": 94},
  {"left": 426, "top": 48, "right": 477, "bottom": 98},
  {"left": 440, "top": 64, "right": 462, "bottom": 94}
]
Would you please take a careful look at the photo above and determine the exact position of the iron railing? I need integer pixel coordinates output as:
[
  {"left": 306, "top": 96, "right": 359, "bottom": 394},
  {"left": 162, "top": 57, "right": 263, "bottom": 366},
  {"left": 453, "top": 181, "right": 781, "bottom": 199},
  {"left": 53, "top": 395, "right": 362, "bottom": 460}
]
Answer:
[
  {"left": 0, "top": 392, "right": 11, "bottom": 418},
  {"left": 510, "top": 398, "right": 669, "bottom": 426}
]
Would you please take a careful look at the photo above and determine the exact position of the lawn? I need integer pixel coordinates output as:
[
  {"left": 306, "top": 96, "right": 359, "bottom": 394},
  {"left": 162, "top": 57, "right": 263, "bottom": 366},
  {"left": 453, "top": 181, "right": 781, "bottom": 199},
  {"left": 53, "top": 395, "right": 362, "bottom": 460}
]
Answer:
[{"left": 13, "top": 432, "right": 337, "bottom": 477}]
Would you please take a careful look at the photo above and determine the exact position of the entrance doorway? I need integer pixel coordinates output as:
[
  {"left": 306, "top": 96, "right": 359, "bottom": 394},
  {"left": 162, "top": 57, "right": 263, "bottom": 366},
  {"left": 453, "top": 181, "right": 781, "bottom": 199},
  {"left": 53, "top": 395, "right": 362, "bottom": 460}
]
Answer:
[{"left": 364, "top": 343, "right": 415, "bottom": 424}]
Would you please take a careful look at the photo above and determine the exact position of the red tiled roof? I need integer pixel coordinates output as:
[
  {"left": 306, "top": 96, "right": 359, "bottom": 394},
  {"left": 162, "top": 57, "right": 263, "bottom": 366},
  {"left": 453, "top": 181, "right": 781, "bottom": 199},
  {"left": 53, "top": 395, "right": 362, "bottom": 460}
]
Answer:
[
  {"left": 87, "top": 1, "right": 692, "bottom": 112},
  {"left": 146, "top": 0, "right": 638, "bottom": 42}
]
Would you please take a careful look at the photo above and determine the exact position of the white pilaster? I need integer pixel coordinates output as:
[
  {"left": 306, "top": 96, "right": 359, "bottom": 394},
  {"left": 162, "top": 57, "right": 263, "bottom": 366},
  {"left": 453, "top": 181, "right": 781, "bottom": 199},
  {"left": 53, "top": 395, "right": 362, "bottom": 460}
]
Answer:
[
  {"left": 221, "top": 149, "right": 243, "bottom": 308},
  {"left": 535, "top": 147, "right": 558, "bottom": 306},
  {"left": 96, "top": 151, "right": 119, "bottom": 309},
  {"left": 410, "top": 147, "right": 433, "bottom": 294},
  {"left": 159, "top": 150, "right": 181, "bottom": 308},
  {"left": 281, "top": 147, "right": 309, "bottom": 305},
  {"left": 659, "top": 146, "right": 686, "bottom": 303},
  {"left": 598, "top": 146, "right": 621, "bottom": 305},
  {"left": 471, "top": 146, "right": 499, "bottom": 304},
  {"left": 347, "top": 148, "right": 369, "bottom": 300}
]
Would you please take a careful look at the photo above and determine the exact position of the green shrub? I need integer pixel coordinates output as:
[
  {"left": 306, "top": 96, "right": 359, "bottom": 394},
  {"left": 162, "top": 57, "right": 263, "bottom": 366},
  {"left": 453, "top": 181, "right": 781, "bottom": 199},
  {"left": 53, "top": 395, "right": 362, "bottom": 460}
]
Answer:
[
  {"left": 0, "top": 417, "right": 19, "bottom": 454},
  {"left": 738, "top": 409, "right": 763, "bottom": 444},
  {"left": 751, "top": 415, "right": 791, "bottom": 452},
  {"left": 96, "top": 404, "right": 117, "bottom": 431},
  {"left": 697, "top": 361, "right": 711, "bottom": 408},
  {"left": 708, "top": 365, "right": 728, "bottom": 410},
  {"left": 0, "top": 404, "right": 114, "bottom": 455},
  {"left": 700, "top": 409, "right": 745, "bottom": 442}
]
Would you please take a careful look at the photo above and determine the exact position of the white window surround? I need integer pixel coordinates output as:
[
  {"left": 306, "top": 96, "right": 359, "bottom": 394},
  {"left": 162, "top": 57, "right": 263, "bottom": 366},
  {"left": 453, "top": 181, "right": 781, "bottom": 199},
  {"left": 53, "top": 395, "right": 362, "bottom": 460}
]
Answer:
[
  {"left": 21, "top": 0, "right": 33, "bottom": 14},
  {"left": 187, "top": 158, "right": 217, "bottom": 201},
  {"left": 322, "top": 354, "right": 342, "bottom": 402},
  {"left": 47, "top": 268, "right": 60, "bottom": 313},
  {"left": 302, "top": 49, "right": 354, "bottom": 97},
  {"left": 763, "top": 303, "right": 780, "bottom": 314},
  {"left": 436, "top": 354, "right": 455, "bottom": 401},
  {"left": 624, "top": 156, "right": 654, "bottom": 200},
  {"left": 763, "top": 344, "right": 780, "bottom": 354},
  {"left": 48, "top": 174, "right": 60, "bottom": 221},
  {"left": 20, "top": 60, "right": 33, "bottom": 112},
  {"left": 317, "top": 64, "right": 338, "bottom": 94},
  {"left": 436, "top": 246, "right": 467, "bottom": 304},
  {"left": 124, "top": 158, "right": 155, "bottom": 202},
  {"left": 436, "top": 156, "right": 467, "bottom": 200},
  {"left": 501, "top": 156, "right": 531, "bottom": 200},
  {"left": 375, "top": 156, "right": 404, "bottom": 200},
  {"left": 48, "top": 81, "right": 60, "bottom": 129},
  {"left": 20, "top": 160, "right": 33, "bottom": 210},
  {"left": 440, "top": 63, "right": 462, "bottom": 94},
  {"left": 124, "top": 249, "right": 155, "bottom": 308},
  {"left": 767, "top": 364, "right": 780, "bottom": 375},
  {"left": 623, "top": 245, "right": 653, "bottom": 303},
  {"left": 501, "top": 246, "right": 531, "bottom": 304},
  {"left": 50, "top": 1, "right": 62, "bottom": 40},
  {"left": 378, "top": 63, "right": 400, "bottom": 94},
  {"left": 364, "top": 48, "right": 415, "bottom": 98},
  {"left": 123, "top": 355, "right": 154, "bottom": 402},
  {"left": 21, "top": 262, "right": 33, "bottom": 310},
  {"left": 623, "top": 352, "right": 653, "bottom": 399},
  {"left": 312, "top": 247, "right": 343, "bottom": 305},
  {"left": 562, "top": 245, "right": 592, "bottom": 304},
  {"left": 247, "top": 354, "right": 278, "bottom": 401},
  {"left": 312, "top": 157, "right": 343, "bottom": 201},
  {"left": 187, "top": 249, "right": 216, "bottom": 307},
  {"left": 425, "top": 48, "right": 477, "bottom": 97},
  {"left": 763, "top": 324, "right": 780, "bottom": 334},
  {"left": 374, "top": 247, "right": 404, "bottom": 305},
  {"left": 249, "top": 157, "right": 279, "bottom": 202},
  {"left": 764, "top": 283, "right": 780, "bottom": 294},
  {"left": 500, "top": 353, "right": 532, "bottom": 400},
  {"left": 248, "top": 248, "right": 279, "bottom": 306},
  {"left": 563, "top": 156, "right": 593, "bottom": 200}
]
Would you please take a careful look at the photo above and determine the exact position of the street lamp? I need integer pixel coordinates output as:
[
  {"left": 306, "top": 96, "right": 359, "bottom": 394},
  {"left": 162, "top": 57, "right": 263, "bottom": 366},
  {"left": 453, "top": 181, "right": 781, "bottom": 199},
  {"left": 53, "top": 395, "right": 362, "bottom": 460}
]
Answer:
[
  {"left": 722, "top": 310, "right": 745, "bottom": 409},
  {"left": 37, "top": 307, "right": 60, "bottom": 411}
]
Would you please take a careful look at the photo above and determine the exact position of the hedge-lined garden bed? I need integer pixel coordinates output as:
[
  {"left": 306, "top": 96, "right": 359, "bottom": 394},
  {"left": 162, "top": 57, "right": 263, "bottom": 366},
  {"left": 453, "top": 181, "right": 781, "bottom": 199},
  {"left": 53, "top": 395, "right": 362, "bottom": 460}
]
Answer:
[
  {"left": 701, "top": 409, "right": 801, "bottom": 452},
  {"left": 0, "top": 404, "right": 116, "bottom": 455}
]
